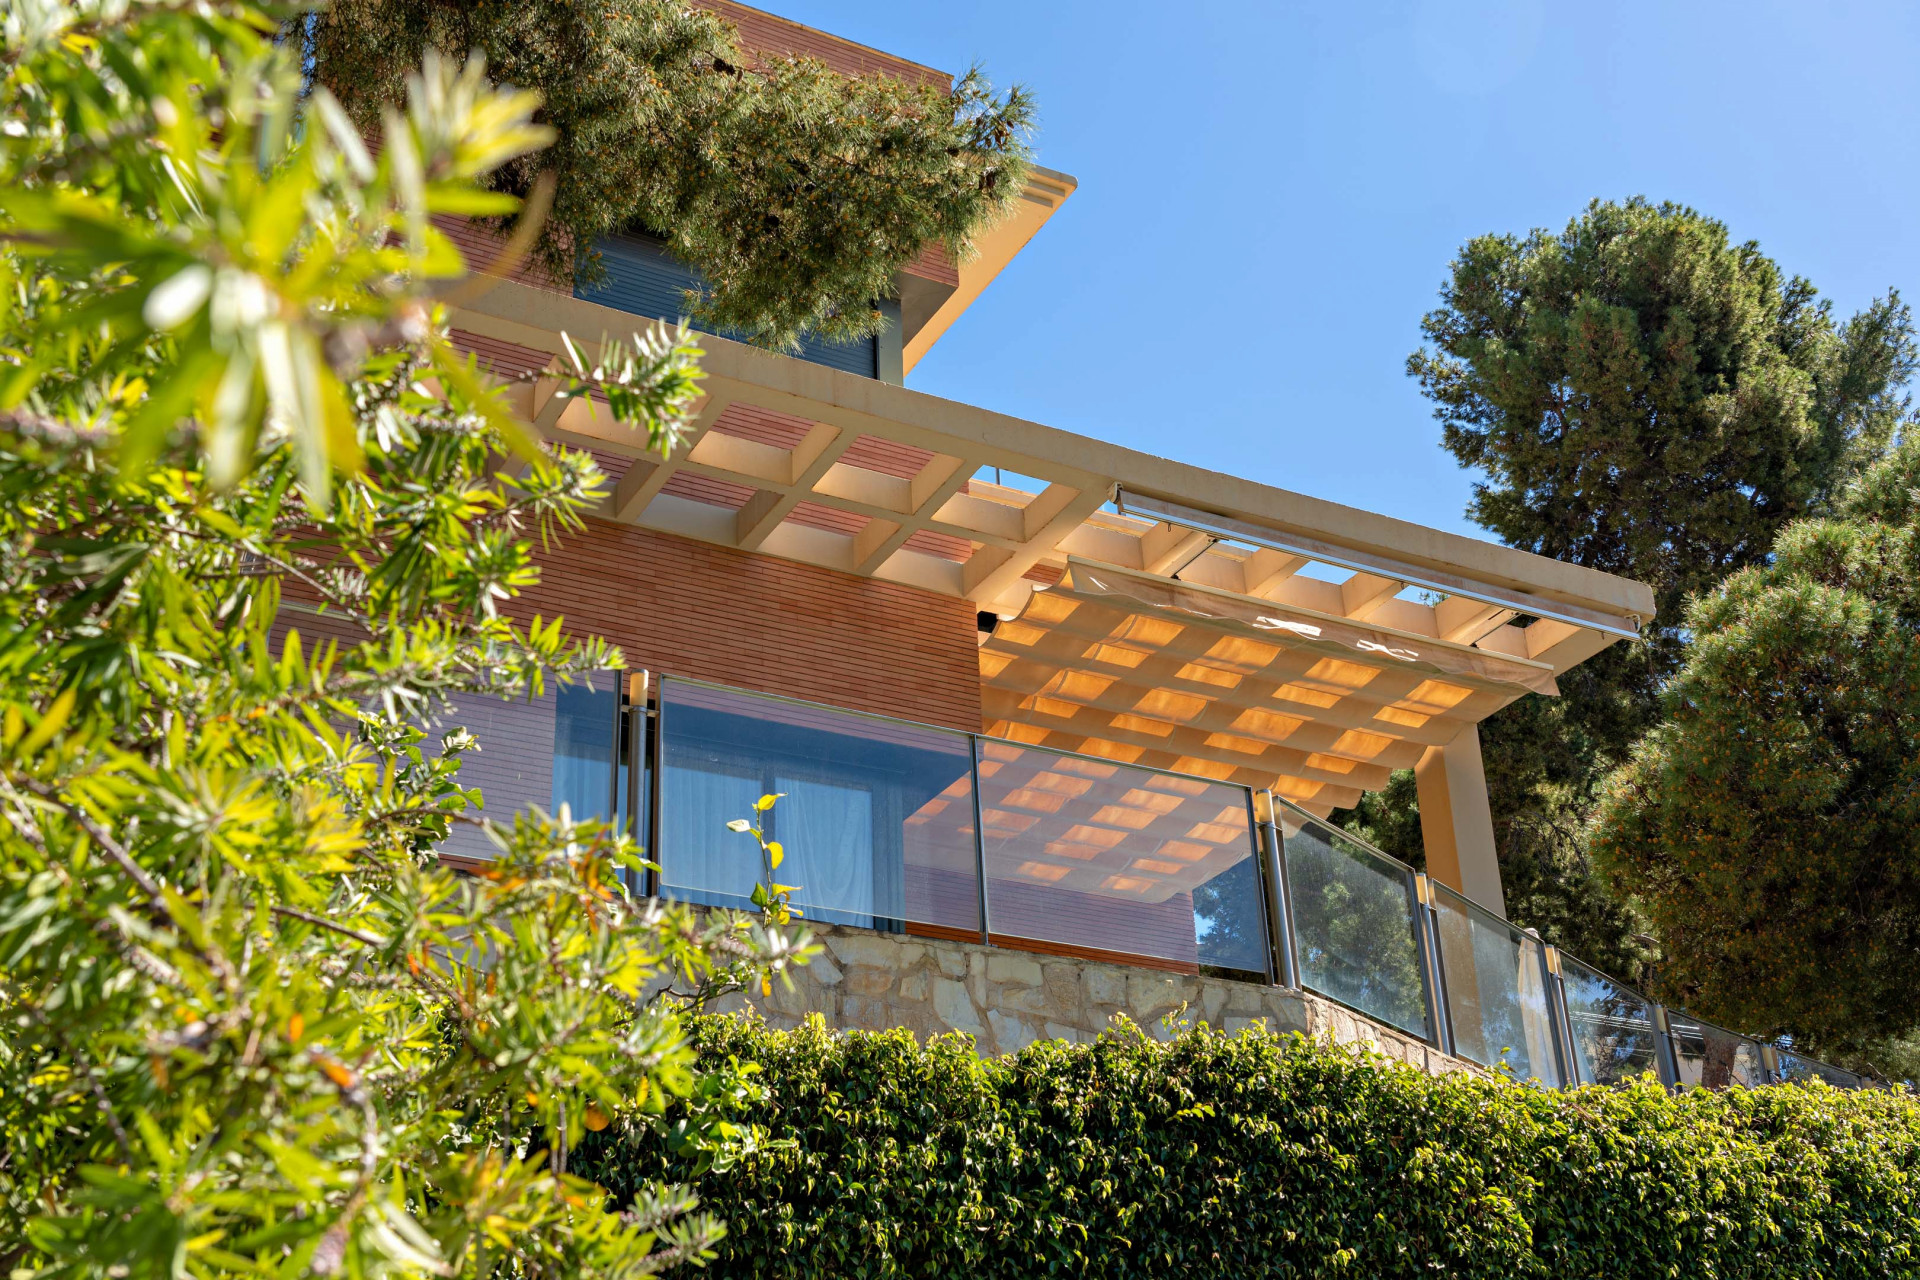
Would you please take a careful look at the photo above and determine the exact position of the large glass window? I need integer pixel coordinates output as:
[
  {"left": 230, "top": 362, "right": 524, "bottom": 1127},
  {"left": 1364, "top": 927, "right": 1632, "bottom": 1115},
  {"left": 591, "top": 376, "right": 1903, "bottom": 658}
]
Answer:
[
  {"left": 1279, "top": 809, "right": 1431, "bottom": 1040},
  {"left": 579, "top": 234, "right": 882, "bottom": 379},
  {"left": 1558, "top": 955, "right": 1661, "bottom": 1086},
  {"left": 435, "top": 686, "right": 558, "bottom": 863},
  {"left": 973, "top": 741, "right": 1266, "bottom": 976},
  {"left": 657, "top": 679, "right": 979, "bottom": 934},
  {"left": 1429, "top": 882, "right": 1561, "bottom": 1085},
  {"left": 551, "top": 674, "right": 622, "bottom": 827},
  {"left": 1667, "top": 1016, "right": 1767, "bottom": 1089},
  {"left": 427, "top": 673, "right": 624, "bottom": 864}
]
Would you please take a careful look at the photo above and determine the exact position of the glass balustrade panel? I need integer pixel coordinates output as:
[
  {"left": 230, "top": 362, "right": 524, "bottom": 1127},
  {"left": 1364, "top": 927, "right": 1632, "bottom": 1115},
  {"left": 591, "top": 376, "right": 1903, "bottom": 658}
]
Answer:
[
  {"left": 1777, "top": 1052, "right": 1863, "bottom": 1089},
  {"left": 1667, "top": 1016, "right": 1767, "bottom": 1089},
  {"left": 1558, "top": 955, "right": 1661, "bottom": 1086},
  {"left": 657, "top": 679, "right": 979, "bottom": 934},
  {"left": 974, "top": 740, "right": 1267, "bottom": 977},
  {"left": 1429, "top": 882, "right": 1561, "bottom": 1086},
  {"left": 1278, "top": 808, "right": 1430, "bottom": 1040}
]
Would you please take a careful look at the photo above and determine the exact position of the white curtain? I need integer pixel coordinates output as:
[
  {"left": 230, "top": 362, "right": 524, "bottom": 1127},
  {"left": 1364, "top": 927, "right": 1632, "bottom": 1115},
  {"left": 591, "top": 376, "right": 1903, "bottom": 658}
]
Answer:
[
  {"left": 661, "top": 763, "right": 764, "bottom": 906},
  {"left": 773, "top": 775, "right": 887, "bottom": 921}
]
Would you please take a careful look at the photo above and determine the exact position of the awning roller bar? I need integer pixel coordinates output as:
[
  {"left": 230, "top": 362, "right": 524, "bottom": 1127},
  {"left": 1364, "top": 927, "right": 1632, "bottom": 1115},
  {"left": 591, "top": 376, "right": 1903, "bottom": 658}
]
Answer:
[{"left": 1115, "top": 488, "right": 1642, "bottom": 643}]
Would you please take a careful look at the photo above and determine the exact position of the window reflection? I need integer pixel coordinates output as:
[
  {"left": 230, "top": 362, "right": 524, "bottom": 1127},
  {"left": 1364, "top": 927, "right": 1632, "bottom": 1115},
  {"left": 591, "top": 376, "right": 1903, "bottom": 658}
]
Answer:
[
  {"left": 1777, "top": 1052, "right": 1862, "bottom": 1089},
  {"left": 1558, "top": 956, "right": 1660, "bottom": 1086},
  {"left": 657, "top": 680, "right": 979, "bottom": 934},
  {"left": 552, "top": 676, "right": 621, "bottom": 826},
  {"left": 975, "top": 741, "right": 1266, "bottom": 976},
  {"left": 1668, "top": 1018, "right": 1767, "bottom": 1089},
  {"left": 436, "top": 685, "right": 559, "bottom": 863},
  {"left": 1281, "top": 813, "right": 1430, "bottom": 1040},
  {"left": 1430, "top": 883, "right": 1561, "bottom": 1085}
]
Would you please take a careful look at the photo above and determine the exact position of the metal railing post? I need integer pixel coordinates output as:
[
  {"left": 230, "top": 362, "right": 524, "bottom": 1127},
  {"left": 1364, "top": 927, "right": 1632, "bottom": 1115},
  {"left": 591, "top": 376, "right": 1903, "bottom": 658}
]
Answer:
[
  {"left": 624, "top": 671, "right": 647, "bottom": 899},
  {"left": 967, "top": 735, "right": 992, "bottom": 946},
  {"left": 1412, "top": 874, "right": 1455, "bottom": 1057},
  {"left": 1543, "top": 945, "right": 1582, "bottom": 1087},
  {"left": 609, "top": 671, "right": 629, "bottom": 825},
  {"left": 1256, "top": 791, "right": 1299, "bottom": 990},
  {"left": 644, "top": 675, "right": 664, "bottom": 901},
  {"left": 1531, "top": 931, "right": 1573, "bottom": 1090},
  {"left": 1651, "top": 1005, "right": 1682, "bottom": 1091},
  {"left": 1760, "top": 1044, "right": 1783, "bottom": 1086}
]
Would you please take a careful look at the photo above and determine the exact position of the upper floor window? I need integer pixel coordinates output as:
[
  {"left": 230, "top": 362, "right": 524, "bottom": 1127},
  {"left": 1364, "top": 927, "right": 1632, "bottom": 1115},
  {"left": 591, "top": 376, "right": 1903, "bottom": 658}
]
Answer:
[{"left": 578, "top": 234, "right": 898, "bottom": 382}]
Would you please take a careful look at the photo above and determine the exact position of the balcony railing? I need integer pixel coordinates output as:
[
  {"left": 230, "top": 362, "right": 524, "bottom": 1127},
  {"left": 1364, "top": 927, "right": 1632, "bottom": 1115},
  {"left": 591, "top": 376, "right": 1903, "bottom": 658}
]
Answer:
[{"left": 445, "top": 672, "right": 1874, "bottom": 1092}]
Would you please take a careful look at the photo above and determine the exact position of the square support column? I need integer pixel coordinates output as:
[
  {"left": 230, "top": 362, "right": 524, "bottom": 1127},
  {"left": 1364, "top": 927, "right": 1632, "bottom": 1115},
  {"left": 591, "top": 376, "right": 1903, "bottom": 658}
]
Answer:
[{"left": 1415, "top": 724, "right": 1505, "bottom": 918}]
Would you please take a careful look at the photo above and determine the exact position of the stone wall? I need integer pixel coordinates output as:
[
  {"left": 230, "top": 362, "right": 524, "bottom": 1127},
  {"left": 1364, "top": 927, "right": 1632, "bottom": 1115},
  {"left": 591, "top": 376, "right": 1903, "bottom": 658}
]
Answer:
[{"left": 721, "top": 921, "right": 1480, "bottom": 1077}]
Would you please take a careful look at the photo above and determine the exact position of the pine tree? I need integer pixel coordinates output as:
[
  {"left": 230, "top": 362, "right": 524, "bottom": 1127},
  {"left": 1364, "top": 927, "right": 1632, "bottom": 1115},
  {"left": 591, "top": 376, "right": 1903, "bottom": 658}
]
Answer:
[
  {"left": 1351, "top": 198, "right": 1917, "bottom": 979},
  {"left": 1592, "top": 440, "right": 1920, "bottom": 1071},
  {"left": 294, "top": 0, "right": 1035, "bottom": 349}
]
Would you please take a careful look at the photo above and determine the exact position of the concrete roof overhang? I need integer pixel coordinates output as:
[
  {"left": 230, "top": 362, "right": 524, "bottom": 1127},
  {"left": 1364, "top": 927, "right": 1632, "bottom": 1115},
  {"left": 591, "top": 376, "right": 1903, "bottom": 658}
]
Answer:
[{"left": 452, "top": 283, "right": 1655, "bottom": 816}]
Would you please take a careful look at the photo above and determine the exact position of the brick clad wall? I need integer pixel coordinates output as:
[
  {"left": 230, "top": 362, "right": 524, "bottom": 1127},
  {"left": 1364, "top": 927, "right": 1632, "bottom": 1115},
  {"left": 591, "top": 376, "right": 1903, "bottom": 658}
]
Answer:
[
  {"left": 703, "top": 0, "right": 952, "bottom": 91},
  {"left": 449, "top": 328, "right": 555, "bottom": 379},
  {"left": 711, "top": 403, "right": 815, "bottom": 449},
  {"left": 904, "top": 241, "right": 959, "bottom": 288},
  {"left": 433, "top": 216, "right": 566, "bottom": 293},
  {"left": 515, "top": 519, "right": 983, "bottom": 732}
]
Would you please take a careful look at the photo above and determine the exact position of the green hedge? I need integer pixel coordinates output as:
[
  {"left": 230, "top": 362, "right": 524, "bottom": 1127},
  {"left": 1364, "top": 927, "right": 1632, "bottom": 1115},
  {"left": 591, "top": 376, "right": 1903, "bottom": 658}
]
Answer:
[{"left": 573, "top": 1015, "right": 1920, "bottom": 1278}]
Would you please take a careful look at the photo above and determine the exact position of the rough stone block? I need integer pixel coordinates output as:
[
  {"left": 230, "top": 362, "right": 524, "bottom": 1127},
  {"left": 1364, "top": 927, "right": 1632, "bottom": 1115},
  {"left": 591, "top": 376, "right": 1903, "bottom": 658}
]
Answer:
[
  {"left": 988, "top": 1009, "right": 1036, "bottom": 1055},
  {"left": 841, "top": 996, "right": 892, "bottom": 1030},
  {"left": 1200, "top": 981, "right": 1230, "bottom": 1025},
  {"left": 986, "top": 953, "right": 1044, "bottom": 987},
  {"left": 808, "top": 953, "right": 844, "bottom": 987},
  {"left": 825, "top": 932, "right": 918, "bottom": 970},
  {"left": 1042, "top": 964, "right": 1083, "bottom": 1017},
  {"left": 843, "top": 965, "right": 894, "bottom": 998},
  {"left": 936, "top": 948, "right": 969, "bottom": 978},
  {"left": 932, "top": 977, "right": 983, "bottom": 1037},
  {"left": 1086, "top": 967, "right": 1126, "bottom": 1007},
  {"left": 1262, "top": 995, "right": 1311, "bottom": 1035},
  {"left": 997, "top": 985, "right": 1053, "bottom": 1016},
  {"left": 1126, "top": 970, "right": 1189, "bottom": 1014},
  {"left": 898, "top": 968, "right": 929, "bottom": 1003}
]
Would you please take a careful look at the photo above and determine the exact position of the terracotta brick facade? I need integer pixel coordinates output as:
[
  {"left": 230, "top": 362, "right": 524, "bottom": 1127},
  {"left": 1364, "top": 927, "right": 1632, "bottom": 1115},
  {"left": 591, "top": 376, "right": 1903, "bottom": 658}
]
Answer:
[
  {"left": 515, "top": 518, "right": 983, "bottom": 733},
  {"left": 703, "top": 0, "right": 952, "bottom": 91}
]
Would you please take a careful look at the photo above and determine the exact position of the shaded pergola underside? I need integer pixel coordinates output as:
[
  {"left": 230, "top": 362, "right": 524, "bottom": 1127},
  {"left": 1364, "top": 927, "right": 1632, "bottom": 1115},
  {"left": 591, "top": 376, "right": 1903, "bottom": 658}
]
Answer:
[{"left": 452, "top": 282, "right": 1652, "bottom": 818}]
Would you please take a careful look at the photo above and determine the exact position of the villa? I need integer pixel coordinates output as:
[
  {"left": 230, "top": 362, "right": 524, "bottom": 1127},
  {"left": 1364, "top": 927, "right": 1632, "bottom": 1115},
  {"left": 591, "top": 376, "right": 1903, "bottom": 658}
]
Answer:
[{"left": 399, "top": 3, "right": 1864, "bottom": 1092}]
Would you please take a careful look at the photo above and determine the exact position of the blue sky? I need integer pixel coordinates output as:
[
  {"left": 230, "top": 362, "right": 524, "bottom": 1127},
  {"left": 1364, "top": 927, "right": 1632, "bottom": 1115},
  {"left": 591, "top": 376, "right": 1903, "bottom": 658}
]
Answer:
[{"left": 770, "top": 0, "right": 1920, "bottom": 542}]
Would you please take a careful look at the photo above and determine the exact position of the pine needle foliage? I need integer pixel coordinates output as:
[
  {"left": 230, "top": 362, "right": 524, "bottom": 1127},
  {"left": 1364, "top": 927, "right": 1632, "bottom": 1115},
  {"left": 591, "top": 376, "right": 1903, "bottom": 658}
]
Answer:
[
  {"left": 572, "top": 1015, "right": 1920, "bottom": 1279},
  {"left": 1372, "top": 198, "right": 1919, "bottom": 984},
  {"left": 1592, "top": 439, "right": 1920, "bottom": 1067},
  {"left": 1413, "top": 196, "right": 1915, "bottom": 652},
  {"left": 293, "top": 0, "right": 1036, "bottom": 349},
  {"left": 0, "top": 3, "right": 814, "bottom": 1275}
]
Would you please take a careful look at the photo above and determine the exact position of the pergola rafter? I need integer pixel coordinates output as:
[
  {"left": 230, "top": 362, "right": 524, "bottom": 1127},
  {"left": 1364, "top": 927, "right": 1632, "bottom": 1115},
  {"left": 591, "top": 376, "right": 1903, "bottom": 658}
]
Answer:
[{"left": 452, "top": 284, "right": 1654, "bottom": 816}]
